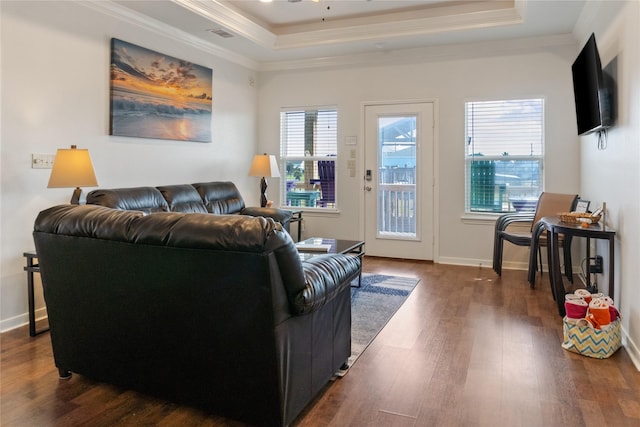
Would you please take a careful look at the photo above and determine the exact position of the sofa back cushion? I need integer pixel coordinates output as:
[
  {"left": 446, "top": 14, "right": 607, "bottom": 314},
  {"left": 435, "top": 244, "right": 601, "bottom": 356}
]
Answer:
[
  {"left": 86, "top": 187, "right": 169, "bottom": 214},
  {"left": 34, "top": 204, "right": 306, "bottom": 304},
  {"left": 157, "top": 184, "right": 208, "bottom": 213},
  {"left": 35, "top": 204, "right": 270, "bottom": 250},
  {"left": 192, "top": 181, "right": 245, "bottom": 215}
]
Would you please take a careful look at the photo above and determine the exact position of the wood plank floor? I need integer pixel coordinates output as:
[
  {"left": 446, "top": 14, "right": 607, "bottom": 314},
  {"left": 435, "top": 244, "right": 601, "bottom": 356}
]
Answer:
[{"left": 2, "top": 258, "right": 639, "bottom": 426}]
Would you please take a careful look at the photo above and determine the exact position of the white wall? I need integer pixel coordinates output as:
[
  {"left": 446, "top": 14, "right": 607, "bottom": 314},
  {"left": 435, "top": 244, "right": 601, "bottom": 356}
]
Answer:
[
  {"left": 0, "top": 2, "right": 259, "bottom": 331},
  {"left": 257, "top": 44, "right": 581, "bottom": 265},
  {"left": 577, "top": 0, "right": 640, "bottom": 368}
]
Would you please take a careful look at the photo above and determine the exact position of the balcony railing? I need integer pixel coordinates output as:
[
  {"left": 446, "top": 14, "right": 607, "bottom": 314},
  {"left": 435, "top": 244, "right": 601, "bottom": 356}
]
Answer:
[{"left": 378, "top": 183, "right": 416, "bottom": 236}]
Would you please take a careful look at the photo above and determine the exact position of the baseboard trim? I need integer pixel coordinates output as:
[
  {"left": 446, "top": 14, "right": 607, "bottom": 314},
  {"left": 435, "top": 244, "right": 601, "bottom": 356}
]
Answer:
[
  {"left": 438, "top": 257, "right": 530, "bottom": 271},
  {"left": 0, "top": 308, "right": 48, "bottom": 333},
  {"left": 622, "top": 326, "right": 640, "bottom": 371}
]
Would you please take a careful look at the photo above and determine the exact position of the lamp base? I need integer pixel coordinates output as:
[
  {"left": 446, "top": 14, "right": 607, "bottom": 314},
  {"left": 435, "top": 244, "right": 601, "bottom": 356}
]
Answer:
[
  {"left": 70, "top": 187, "right": 82, "bottom": 205},
  {"left": 260, "top": 177, "right": 268, "bottom": 208}
]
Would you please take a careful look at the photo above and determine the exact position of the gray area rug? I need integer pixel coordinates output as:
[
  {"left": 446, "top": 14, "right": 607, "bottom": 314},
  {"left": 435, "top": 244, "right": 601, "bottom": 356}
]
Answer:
[{"left": 346, "top": 273, "right": 419, "bottom": 369}]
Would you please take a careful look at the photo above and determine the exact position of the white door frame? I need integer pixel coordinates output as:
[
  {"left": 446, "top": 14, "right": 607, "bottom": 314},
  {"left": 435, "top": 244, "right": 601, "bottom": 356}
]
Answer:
[{"left": 359, "top": 99, "right": 440, "bottom": 262}]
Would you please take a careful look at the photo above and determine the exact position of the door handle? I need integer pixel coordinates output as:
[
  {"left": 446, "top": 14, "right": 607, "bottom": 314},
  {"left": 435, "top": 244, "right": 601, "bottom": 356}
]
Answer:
[{"left": 364, "top": 186, "right": 372, "bottom": 192}]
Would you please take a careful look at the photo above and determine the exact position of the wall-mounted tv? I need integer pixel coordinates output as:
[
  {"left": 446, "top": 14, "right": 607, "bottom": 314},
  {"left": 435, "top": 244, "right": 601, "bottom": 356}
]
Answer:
[{"left": 571, "top": 33, "right": 612, "bottom": 136}]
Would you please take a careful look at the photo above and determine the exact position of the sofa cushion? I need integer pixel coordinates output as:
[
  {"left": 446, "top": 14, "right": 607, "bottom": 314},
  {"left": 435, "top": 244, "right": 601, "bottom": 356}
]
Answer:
[
  {"left": 35, "top": 204, "right": 282, "bottom": 252},
  {"left": 242, "top": 206, "right": 293, "bottom": 231},
  {"left": 156, "top": 184, "right": 208, "bottom": 213},
  {"left": 34, "top": 204, "right": 145, "bottom": 240},
  {"left": 87, "top": 187, "right": 169, "bottom": 214},
  {"left": 192, "top": 181, "right": 245, "bottom": 215}
]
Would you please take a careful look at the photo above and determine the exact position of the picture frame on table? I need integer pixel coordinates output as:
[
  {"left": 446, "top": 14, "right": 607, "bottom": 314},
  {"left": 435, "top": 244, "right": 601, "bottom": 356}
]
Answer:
[{"left": 575, "top": 199, "right": 590, "bottom": 213}]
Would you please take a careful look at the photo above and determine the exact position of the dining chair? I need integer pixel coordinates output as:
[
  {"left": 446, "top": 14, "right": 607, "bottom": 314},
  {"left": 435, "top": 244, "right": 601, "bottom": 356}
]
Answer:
[{"left": 493, "top": 192, "right": 579, "bottom": 288}]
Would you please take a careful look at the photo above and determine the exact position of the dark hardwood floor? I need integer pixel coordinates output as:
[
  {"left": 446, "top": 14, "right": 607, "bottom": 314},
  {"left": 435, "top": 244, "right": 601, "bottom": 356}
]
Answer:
[{"left": 2, "top": 258, "right": 639, "bottom": 426}]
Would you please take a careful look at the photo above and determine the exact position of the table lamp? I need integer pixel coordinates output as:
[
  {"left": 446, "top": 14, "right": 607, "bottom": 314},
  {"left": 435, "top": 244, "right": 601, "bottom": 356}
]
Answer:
[
  {"left": 48, "top": 145, "right": 98, "bottom": 204},
  {"left": 248, "top": 153, "right": 280, "bottom": 207}
]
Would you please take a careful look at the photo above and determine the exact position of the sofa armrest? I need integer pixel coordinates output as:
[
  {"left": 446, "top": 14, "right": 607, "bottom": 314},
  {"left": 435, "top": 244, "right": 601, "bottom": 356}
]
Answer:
[
  {"left": 292, "top": 254, "right": 361, "bottom": 316},
  {"left": 241, "top": 207, "right": 293, "bottom": 232}
]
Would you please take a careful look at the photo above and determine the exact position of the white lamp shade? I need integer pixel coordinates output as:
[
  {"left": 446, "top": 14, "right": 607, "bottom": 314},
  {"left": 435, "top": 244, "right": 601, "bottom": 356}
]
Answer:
[
  {"left": 248, "top": 154, "right": 280, "bottom": 178},
  {"left": 48, "top": 146, "right": 98, "bottom": 188}
]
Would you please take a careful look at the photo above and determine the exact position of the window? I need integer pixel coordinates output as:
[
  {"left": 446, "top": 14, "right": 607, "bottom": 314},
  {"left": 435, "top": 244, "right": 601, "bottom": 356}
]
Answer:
[
  {"left": 465, "top": 99, "right": 544, "bottom": 214},
  {"left": 280, "top": 108, "right": 338, "bottom": 209}
]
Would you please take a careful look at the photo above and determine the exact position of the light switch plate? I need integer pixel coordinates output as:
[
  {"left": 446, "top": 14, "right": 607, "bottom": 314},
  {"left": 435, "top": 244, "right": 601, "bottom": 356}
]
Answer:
[{"left": 32, "top": 154, "right": 55, "bottom": 169}]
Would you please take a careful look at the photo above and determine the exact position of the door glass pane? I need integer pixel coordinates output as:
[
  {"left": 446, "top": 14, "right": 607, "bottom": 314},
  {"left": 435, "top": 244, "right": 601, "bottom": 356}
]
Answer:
[{"left": 377, "top": 116, "right": 417, "bottom": 238}]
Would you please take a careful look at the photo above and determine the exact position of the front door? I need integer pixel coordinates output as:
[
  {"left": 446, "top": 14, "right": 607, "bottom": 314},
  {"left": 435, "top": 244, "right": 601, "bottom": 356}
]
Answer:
[{"left": 363, "top": 102, "right": 434, "bottom": 260}]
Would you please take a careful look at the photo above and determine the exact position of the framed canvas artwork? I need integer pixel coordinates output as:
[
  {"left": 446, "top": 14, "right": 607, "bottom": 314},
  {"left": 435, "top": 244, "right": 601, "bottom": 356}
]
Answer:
[{"left": 110, "top": 38, "right": 213, "bottom": 142}]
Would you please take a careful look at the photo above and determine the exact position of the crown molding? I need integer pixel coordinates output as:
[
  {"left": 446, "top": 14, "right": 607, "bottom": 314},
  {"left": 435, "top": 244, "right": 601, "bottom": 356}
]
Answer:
[
  {"left": 273, "top": 1, "right": 523, "bottom": 50},
  {"left": 258, "top": 34, "right": 577, "bottom": 72},
  {"left": 171, "top": 0, "right": 277, "bottom": 49},
  {"left": 76, "top": 0, "right": 578, "bottom": 74},
  {"left": 275, "top": 8, "right": 522, "bottom": 50},
  {"left": 171, "top": 0, "right": 524, "bottom": 52},
  {"left": 80, "top": 0, "right": 259, "bottom": 70}
]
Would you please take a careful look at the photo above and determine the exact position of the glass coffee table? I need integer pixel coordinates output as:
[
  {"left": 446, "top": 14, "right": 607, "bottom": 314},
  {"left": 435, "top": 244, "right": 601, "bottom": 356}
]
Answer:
[{"left": 296, "top": 237, "right": 365, "bottom": 287}]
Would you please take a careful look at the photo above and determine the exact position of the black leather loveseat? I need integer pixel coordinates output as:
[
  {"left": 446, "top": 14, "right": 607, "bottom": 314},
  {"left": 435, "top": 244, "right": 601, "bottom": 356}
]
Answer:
[
  {"left": 33, "top": 204, "right": 360, "bottom": 426},
  {"left": 86, "top": 181, "right": 294, "bottom": 232}
]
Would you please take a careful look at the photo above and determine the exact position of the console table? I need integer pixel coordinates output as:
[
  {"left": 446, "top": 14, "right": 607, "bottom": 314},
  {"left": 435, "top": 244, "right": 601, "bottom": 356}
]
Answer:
[
  {"left": 23, "top": 251, "right": 49, "bottom": 337},
  {"left": 540, "top": 216, "right": 616, "bottom": 317}
]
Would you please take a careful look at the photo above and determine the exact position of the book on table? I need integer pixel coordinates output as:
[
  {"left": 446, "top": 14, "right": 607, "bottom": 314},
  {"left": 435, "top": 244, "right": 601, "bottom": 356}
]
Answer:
[{"left": 295, "top": 242, "right": 331, "bottom": 252}]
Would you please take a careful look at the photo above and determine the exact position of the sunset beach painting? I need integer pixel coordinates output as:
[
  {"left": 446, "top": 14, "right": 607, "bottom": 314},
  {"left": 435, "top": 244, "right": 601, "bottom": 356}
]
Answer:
[{"left": 110, "top": 38, "right": 212, "bottom": 142}]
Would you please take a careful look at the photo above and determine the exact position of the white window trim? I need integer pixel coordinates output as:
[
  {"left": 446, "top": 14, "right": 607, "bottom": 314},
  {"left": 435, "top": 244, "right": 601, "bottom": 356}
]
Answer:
[{"left": 279, "top": 107, "right": 339, "bottom": 211}]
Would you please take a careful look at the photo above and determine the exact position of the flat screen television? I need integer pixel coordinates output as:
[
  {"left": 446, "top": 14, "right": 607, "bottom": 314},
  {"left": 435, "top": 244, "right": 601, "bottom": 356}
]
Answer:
[{"left": 571, "top": 33, "right": 612, "bottom": 136}]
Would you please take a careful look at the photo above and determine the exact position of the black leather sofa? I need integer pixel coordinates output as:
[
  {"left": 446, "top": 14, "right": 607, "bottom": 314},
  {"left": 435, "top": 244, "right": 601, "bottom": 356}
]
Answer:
[
  {"left": 33, "top": 204, "right": 360, "bottom": 426},
  {"left": 86, "top": 181, "right": 294, "bottom": 232}
]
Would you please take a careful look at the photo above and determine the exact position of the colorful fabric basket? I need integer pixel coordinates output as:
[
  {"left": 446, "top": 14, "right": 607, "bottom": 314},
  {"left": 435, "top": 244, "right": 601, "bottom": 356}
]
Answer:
[{"left": 562, "top": 317, "right": 622, "bottom": 359}]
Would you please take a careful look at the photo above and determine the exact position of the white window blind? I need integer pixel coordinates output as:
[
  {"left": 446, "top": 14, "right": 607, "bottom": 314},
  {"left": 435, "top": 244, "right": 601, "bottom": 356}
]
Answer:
[
  {"left": 281, "top": 110, "right": 337, "bottom": 157},
  {"left": 280, "top": 108, "right": 338, "bottom": 209},
  {"left": 465, "top": 99, "right": 544, "bottom": 213}
]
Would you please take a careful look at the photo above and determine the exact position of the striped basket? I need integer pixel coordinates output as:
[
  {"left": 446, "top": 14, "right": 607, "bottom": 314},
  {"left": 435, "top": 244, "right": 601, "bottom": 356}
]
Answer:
[{"left": 562, "top": 317, "right": 622, "bottom": 359}]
